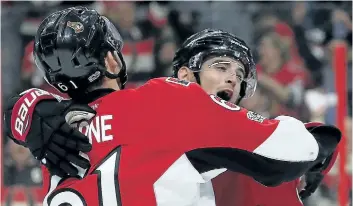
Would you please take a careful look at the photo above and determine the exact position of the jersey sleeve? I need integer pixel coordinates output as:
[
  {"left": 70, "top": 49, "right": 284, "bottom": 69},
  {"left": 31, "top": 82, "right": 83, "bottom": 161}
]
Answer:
[
  {"left": 5, "top": 88, "right": 68, "bottom": 144},
  {"left": 140, "top": 78, "right": 322, "bottom": 185}
]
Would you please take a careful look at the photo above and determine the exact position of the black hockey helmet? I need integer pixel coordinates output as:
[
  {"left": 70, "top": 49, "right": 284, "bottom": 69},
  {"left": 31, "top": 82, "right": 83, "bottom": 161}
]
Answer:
[
  {"left": 173, "top": 29, "right": 257, "bottom": 100},
  {"left": 33, "top": 6, "right": 127, "bottom": 98}
]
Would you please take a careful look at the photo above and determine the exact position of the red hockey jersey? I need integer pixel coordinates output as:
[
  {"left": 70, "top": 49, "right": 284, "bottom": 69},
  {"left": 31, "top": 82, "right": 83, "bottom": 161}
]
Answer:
[{"left": 36, "top": 77, "right": 320, "bottom": 206}]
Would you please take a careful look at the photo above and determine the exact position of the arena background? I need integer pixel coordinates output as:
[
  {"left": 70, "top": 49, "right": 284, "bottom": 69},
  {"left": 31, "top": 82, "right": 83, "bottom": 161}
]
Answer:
[{"left": 1, "top": 1, "right": 352, "bottom": 206}]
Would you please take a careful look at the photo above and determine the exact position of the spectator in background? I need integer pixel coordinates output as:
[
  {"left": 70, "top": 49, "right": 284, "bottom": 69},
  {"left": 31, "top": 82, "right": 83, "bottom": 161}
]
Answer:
[
  {"left": 252, "top": 10, "right": 280, "bottom": 47},
  {"left": 275, "top": 22, "right": 306, "bottom": 69},
  {"left": 3, "top": 140, "right": 42, "bottom": 206},
  {"left": 3, "top": 140, "right": 42, "bottom": 187},
  {"left": 102, "top": 1, "right": 177, "bottom": 88},
  {"left": 303, "top": 7, "right": 352, "bottom": 124},
  {"left": 167, "top": 7, "right": 199, "bottom": 45},
  {"left": 290, "top": 2, "right": 324, "bottom": 86},
  {"left": 256, "top": 32, "right": 311, "bottom": 121},
  {"left": 3, "top": 139, "right": 42, "bottom": 205},
  {"left": 252, "top": 6, "right": 318, "bottom": 87}
]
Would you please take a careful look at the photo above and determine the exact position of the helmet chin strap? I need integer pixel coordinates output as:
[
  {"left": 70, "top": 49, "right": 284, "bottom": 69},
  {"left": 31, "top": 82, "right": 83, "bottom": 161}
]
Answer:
[
  {"left": 236, "top": 81, "right": 247, "bottom": 104},
  {"left": 193, "top": 72, "right": 201, "bottom": 85},
  {"left": 235, "top": 96, "right": 243, "bottom": 105}
]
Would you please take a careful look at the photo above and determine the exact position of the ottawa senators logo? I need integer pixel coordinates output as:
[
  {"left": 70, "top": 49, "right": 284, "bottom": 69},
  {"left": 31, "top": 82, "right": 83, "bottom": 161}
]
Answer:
[
  {"left": 210, "top": 94, "right": 241, "bottom": 111},
  {"left": 67, "top": 21, "right": 84, "bottom": 33}
]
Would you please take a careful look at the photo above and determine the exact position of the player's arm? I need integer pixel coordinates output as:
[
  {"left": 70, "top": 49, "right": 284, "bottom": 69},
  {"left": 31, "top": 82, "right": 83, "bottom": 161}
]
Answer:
[
  {"left": 3, "top": 88, "right": 93, "bottom": 177},
  {"left": 298, "top": 122, "right": 340, "bottom": 199},
  {"left": 288, "top": 140, "right": 338, "bottom": 201},
  {"left": 192, "top": 97, "right": 340, "bottom": 186},
  {"left": 152, "top": 78, "right": 341, "bottom": 186}
]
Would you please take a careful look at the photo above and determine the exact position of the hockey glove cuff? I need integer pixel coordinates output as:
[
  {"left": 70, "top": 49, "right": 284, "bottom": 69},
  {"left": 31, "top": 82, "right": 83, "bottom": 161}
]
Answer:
[
  {"left": 299, "top": 122, "right": 341, "bottom": 199},
  {"left": 4, "top": 88, "right": 95, "bottom": 177}
]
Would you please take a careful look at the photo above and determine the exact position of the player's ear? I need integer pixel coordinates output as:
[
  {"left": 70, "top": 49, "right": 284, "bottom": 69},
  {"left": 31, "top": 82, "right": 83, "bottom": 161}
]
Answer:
[
  {"left": 104, "top": 51, "right": 122, "bottom": 90},
  {"left": 177, "top": 66, "right": 195, "bottom": 82},
  {"left": 105, "top": 51, "right": 121, "bottom": 75}
]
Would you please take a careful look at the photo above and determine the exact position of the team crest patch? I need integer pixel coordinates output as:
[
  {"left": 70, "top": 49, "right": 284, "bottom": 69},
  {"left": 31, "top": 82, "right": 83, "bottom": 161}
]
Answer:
[
  {"left": 67, "top": 21, "right": 84, "bottom": 33},
  {"left": 165, "top": 77, "right": 190, "bottom": 86},
  {"left": 247, "top": 111, "right": 266, "bottom": 123},
  {"left": 210, "top": 94, "right": 241, "bottom": 111}
]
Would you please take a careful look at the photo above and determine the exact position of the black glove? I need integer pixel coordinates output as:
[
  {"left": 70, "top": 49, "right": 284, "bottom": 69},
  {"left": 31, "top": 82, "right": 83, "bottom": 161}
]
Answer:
[
  {"left": 299, "top": 163, "right": 326, "bottom": 199},
  {"left": 4, "top": 89, "right": 96, "bottom": 178},
  {"left": 299, "top": 122, "right": 341, "bottom": 200}
]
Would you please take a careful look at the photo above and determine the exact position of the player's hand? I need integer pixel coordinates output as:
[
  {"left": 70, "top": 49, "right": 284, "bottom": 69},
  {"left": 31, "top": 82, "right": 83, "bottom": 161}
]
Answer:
[
  {"left": 299, "top": 122, "right": 341, "bottom": 199},
  {"left": 64, "top": 104, "right": 97, "bottom": 127},
  {"left": 3, "top": 89, "right": 95, "bottom": 177}
]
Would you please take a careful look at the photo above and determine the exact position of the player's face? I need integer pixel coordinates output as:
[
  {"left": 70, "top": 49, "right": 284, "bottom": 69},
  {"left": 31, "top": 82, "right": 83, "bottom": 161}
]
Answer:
[
  {"left": 198, "top": 56, "right": 245, "bottom": 103},
  {"left": 177, "top": 56, "right": 245, "bottom": 103}
]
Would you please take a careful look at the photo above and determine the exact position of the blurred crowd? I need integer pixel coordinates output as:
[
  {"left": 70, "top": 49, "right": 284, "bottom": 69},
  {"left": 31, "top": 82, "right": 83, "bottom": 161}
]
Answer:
[{"left": 1, "top": 1, "right": 352, "bottom": 206}]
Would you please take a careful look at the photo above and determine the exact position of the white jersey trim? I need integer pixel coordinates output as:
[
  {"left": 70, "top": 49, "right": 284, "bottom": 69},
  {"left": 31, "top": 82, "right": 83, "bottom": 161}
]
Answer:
[{"left": 253, "top": 116, "right": 319, "bottom": 162}]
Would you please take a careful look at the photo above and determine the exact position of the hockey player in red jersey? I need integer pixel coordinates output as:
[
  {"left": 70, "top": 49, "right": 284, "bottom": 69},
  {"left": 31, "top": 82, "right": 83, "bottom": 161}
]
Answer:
[
  {"left": 171, "top": 31, "right": 341, "bottom": 206},
  {"left": 4, "top": 7, "right": 341, "bottom": 206}
]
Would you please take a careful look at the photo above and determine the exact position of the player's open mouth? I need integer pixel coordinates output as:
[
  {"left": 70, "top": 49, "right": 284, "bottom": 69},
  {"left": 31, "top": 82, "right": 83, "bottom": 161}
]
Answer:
[{"left": 216, "top": 89, "right": 233, "bottom": 101}]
